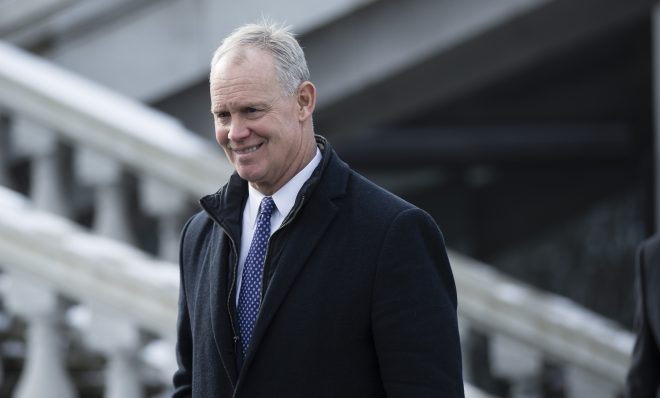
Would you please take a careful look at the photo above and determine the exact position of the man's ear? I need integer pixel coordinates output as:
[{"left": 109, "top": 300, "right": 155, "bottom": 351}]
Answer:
[{"left": 297, "top": 81, "right": 316, "bottom": 122}]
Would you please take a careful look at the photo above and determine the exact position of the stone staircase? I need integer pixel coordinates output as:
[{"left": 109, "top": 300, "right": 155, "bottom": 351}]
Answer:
[{"left": 0, "top": 39, "right": 634, "bottom": 398}]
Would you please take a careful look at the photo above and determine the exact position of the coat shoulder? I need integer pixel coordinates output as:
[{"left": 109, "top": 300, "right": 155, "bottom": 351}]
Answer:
[{"left": 346, "top": 170, "right": 427, "bottom": 219}]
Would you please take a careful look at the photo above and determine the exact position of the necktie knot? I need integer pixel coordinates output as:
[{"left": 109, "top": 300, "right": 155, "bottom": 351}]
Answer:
[{"left": 259, "top": 196, "right": 275, "bottom": 219}]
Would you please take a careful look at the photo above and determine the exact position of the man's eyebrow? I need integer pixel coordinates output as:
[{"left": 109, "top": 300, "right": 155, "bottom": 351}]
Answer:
[{"left": 210, "top": 96, "right": 275, "bottom": 113}]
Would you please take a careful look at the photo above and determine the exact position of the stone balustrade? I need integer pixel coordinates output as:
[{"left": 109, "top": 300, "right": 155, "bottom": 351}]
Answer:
[
  {"left": 0, "top": 39, "right": 234, "bottom": 262},
  {"left": 0, "top": 41, "right": 233, "bottom": 197},
  {"left": 0, "top": 184, "right": 634, "bottom": 396},
  {"left": 451, "top": 250, "right": 634, "bottom": 397},
  {"left": 0, "top": 186, "right": 178, "bottom": 396},
  {"left": 0, "top": 186, "right": 494, "bottom": 397}
]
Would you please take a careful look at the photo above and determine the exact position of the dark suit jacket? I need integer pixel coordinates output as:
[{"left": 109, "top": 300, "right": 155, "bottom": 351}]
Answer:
[
  {"left": 627, "top": 235, "right": 660, "bottom": 398},
  {"left": 173, "top": 137, "right": 464, "bottom": 397}
]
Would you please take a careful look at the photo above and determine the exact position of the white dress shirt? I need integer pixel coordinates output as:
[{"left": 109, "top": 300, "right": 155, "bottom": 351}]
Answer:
[{"left": 235, "top": 148, "right": 322, "bottom": 304}]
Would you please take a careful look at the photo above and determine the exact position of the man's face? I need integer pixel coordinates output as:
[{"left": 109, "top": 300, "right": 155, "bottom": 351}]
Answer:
[{"left": 210, "top": 47, "right": 309, "bottom": 195}]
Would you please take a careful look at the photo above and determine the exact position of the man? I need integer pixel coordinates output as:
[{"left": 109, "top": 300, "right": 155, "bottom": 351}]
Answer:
[
  {"left": 173, "top": 21, "right": 464, "bottom": 397},
  {"left": 627, "top": 234, "right": 660, "bottom": 397}
]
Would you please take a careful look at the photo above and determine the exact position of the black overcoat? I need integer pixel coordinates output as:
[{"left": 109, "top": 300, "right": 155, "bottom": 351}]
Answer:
[{"left": 173, "top": 138, "right": 464, "bottom": 397}]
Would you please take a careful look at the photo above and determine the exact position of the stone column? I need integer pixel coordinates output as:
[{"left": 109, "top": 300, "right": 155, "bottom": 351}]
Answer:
[
  {"left": 564, "top": 366, "right": 620, "bottom": 398},
  {"left": 3, "top": 274, "right": 77, "bottom": 398},
  {"left": 10, "top": 117, "right": 70, "bottom": 216},
  {"left": 458, "top": 316, "right": 473, "bottom": 384},
  {"left": 75, "top": 147, "right": 135, "bottom": 244},
  {"left": 139, "top": 178, "right": 189, "bottom": 262},
  {"left": 141, "top": 338, "right": 177, "bottom": 395},
  {"left": 490, "top": 334, "right": 543, "bottom": 398},
  {"left": 81, "top": 310, "right": 143, "bottom": 398}
]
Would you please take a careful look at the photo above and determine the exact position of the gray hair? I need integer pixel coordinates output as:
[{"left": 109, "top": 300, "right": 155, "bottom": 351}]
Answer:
[{"left": 210, "top": 21, "right": 310, "bottom": 95}]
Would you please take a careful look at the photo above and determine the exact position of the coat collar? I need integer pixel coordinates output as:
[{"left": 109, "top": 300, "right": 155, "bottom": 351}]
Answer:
[{"left": 199, "top": 135, "right": 340, "bottom": 235}]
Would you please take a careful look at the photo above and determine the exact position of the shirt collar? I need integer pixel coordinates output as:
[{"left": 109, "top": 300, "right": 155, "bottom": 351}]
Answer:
[{"left": 246, "top": 148, "right": 322, "bottom": 228}]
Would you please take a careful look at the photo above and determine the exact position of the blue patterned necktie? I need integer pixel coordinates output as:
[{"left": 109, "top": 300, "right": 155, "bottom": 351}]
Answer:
[{"left": 237, "top": 196, "right": 275, "bottom": 358}]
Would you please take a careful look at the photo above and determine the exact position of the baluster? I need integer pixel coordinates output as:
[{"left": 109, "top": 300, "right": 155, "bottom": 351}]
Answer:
[
  {"left": 10, "top": 117, "right": 70, "bottom": 216},
  {"left": 75, "top": 147, "right": 135, "bottom": 244},
  {"left": 564, "top": 366, "right": 620, "bottom": 398},
  {"left": 81, "top": 310, "right": 143, "bottom": 398},
  {"left": 464, "top": 328, "right": 501, "bottom": 394},
  {"left": 142, "top": 339, "right": 177, "bottom": 395},
  {"left": 140, "top": 178, "right": 189, "bottom": 261},
  {"left": 3, "top": 274, "right": 77, "bottom": 398},
  {"left": 457, "top": 316, "right": 473, "bottom": 384},
  {"left": 490, "top": 334, "right": 543, "bottom": 398}
]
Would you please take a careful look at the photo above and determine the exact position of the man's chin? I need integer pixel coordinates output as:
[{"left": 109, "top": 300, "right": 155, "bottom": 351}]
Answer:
[{"left": 237, "top": 169, "right": 264, "bottom": 184}]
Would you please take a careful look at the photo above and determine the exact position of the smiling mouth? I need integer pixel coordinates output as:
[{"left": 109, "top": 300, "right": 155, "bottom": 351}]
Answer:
[{"left": 233, "top": 143, "right": 262, "bottom": 155}]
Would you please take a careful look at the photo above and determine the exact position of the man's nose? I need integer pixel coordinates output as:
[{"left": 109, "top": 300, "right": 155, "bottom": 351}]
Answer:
[{"left": 228, "top": 117, "right": 250, "bottom": 141}]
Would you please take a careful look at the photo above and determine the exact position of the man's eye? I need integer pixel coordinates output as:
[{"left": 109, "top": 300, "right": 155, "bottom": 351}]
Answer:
[
  {"left": 245, "top": 107, "right": 262, "bottom": 116},
  {"left": 213, "top": 113, "right": 230, "bottom": 126}
]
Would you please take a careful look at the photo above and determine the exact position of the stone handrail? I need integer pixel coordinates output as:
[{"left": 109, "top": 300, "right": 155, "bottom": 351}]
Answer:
[
  {"left": 0, "top": 186, "right": 178, "bottom": 340},
  {"left": 450, "top": 250, "right": 634, "bottom": 386},
  {"left": 0, "top": 40, "right": 232, "bottom": 198}
]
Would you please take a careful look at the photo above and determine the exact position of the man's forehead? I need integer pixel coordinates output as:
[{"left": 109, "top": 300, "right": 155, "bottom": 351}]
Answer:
[
  {"left": 210, "top": 75, "right": 278, "bottom": 110},
  {"left": 209, "top": 70, "right": 274, "bottom": 98},
  {"left": 213, "top": 60, "right": 275, "bottom": 90},
  {"left": 217, "top": 47, "right": 249, "bottom": 67},
  {"left": 212, "top": 46, "right": 274, "bottom": 75},
  {"left": 210, "top": 49, "right": 285, "bottom": 105}
]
